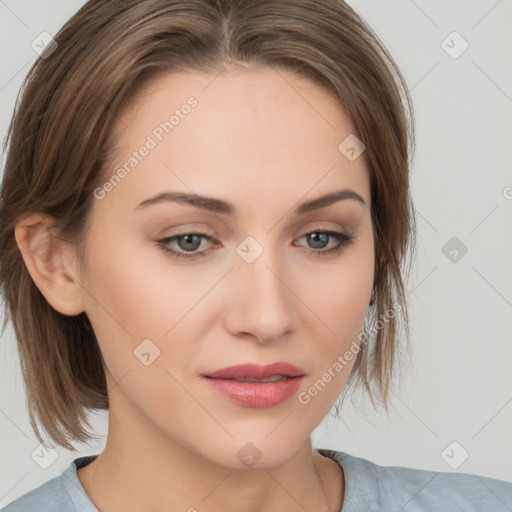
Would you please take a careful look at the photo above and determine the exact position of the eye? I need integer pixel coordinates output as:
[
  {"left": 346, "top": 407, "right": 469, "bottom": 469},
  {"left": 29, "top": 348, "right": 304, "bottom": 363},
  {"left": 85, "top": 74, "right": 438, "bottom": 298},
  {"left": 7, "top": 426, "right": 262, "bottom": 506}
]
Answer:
[
  {"left": 293, "top": 229, "right": 356, "bottom": 257},
  {"left": 157, "top": 232, "right": 218, "bottom": 261},
  {"left": 156, "top": 228, "right": 356, "bottom": 261}
]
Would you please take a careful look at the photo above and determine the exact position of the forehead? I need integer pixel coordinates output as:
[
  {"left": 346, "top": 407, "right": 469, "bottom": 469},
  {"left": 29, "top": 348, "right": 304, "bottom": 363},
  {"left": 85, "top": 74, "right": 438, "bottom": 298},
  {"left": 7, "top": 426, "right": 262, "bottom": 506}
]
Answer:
[{"left": 98, "top": 67, "right": 370, "bottom": 215}]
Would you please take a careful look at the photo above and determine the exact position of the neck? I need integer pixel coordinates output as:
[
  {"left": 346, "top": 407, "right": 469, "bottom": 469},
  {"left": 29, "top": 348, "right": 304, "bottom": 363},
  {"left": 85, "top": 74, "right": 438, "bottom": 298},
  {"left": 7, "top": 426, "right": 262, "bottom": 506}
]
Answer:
[{"left": 77, "top": 397, "right": 343, "bottom": 512}]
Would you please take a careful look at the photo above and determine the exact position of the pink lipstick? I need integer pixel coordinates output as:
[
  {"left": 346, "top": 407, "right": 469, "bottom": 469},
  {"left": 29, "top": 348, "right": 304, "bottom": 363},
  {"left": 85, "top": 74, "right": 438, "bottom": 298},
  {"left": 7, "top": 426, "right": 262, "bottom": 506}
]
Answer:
[{"left": 202, "top": 362, "right": 305, "bottom": 408}]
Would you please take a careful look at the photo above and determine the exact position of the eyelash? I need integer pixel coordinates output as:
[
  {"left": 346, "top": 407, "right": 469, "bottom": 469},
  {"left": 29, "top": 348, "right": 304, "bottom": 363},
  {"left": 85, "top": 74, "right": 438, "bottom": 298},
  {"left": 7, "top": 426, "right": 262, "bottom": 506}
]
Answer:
[{"left": 157, "top": 228, "right": 356, "bottom": 262}]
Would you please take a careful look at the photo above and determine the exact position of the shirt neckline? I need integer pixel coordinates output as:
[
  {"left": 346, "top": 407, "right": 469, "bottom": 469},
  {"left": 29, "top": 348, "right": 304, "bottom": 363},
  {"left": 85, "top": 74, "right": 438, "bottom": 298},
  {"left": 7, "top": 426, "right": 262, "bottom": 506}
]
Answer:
[
  {"left": 317, "top": 448, "right": 376, "bottom": 512},
  {"left": 65, "top": 449, "right": 362, "bottom": 512}
]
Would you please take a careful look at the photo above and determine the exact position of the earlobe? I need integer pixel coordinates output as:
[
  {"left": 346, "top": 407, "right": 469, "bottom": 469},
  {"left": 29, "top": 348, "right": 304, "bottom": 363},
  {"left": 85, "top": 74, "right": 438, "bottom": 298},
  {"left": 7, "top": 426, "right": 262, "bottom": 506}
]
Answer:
[{"left": 14, "top": 212, "right": 86, "bottom": 316}]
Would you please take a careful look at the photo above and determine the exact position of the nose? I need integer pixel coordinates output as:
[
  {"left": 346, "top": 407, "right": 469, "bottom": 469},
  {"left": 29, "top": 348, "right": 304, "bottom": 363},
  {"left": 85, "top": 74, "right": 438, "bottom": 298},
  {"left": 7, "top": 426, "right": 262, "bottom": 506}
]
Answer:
[{"left": 223, "top": 244, "right": 297, "bottom": 344}]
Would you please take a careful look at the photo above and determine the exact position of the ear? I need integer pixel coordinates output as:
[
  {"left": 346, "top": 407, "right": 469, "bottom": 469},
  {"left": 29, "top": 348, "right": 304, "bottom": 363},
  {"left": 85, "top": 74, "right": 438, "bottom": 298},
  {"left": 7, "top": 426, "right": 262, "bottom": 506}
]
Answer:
[{"left": 14, "top": 212, "right": 86, "bottom": 316}]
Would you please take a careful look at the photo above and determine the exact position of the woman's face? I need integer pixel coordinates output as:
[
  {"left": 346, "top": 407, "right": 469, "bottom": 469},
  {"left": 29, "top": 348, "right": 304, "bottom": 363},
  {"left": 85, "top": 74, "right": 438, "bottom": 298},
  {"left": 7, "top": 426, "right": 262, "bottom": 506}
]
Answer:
[{"left": 78, "top": 67, "right": 374, "bottom": 468}]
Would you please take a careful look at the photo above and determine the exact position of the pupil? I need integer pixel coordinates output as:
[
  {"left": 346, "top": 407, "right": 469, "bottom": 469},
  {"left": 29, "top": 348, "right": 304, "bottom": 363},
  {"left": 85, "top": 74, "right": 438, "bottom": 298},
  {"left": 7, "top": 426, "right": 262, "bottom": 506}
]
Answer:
[
  {"left": 309, "top": 232, "right": 328, "bottom": 249},
  {"left": 179, "top": 234, "right": 201, "bottom": 251}
]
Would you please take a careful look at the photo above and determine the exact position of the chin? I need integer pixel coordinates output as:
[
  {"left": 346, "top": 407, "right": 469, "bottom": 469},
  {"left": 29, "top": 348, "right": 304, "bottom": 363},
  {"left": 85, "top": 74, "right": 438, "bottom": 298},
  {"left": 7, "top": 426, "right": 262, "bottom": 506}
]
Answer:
[{"left": 186, "top": 429, "right": 309, "bottom": 471}]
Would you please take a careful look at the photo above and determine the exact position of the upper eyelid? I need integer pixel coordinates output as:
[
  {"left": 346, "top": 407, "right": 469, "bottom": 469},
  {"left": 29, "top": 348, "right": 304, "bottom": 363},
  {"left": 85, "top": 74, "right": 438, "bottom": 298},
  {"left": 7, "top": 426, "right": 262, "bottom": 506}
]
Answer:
[
  {"left": 160, "top": 227, "right": 351, "bottom": 246},
  {"left": 158, "top": 220, "right": 353, "bottom": 237}
]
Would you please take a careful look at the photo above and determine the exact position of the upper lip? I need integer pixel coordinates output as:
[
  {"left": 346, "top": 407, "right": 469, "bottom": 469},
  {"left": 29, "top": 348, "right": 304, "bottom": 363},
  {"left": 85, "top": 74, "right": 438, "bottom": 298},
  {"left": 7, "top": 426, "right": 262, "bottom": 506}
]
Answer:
[{"left": 202, "top": 362, "right": 305, "bottom": 379}]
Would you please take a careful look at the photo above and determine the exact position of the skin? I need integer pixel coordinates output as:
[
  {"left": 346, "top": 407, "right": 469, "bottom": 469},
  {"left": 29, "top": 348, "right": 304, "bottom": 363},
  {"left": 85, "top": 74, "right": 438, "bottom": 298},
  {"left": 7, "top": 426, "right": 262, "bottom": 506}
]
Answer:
[{"left": 15, "top": 65, "right": 374, "bottom": 511}]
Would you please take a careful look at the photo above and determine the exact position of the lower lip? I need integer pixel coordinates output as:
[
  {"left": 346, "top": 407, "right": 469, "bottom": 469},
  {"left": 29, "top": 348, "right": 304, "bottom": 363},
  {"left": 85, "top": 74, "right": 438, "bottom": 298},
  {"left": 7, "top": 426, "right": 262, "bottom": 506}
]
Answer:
[{"left": 202, "top": 376, "right": 304, "bottom": 408}]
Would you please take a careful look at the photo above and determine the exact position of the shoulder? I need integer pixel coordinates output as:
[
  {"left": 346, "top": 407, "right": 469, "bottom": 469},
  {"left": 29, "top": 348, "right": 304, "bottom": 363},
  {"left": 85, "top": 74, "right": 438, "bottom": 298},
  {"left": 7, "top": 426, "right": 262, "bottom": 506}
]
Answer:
[
  {"left": 1, "top": 473, "right": 72, "bottom": 512},
  {"left": 319, "top": 448, "right": 512, "bottom": 512},
  {"left": 1, "top": 456, "right": 98, "bottom": 512}
]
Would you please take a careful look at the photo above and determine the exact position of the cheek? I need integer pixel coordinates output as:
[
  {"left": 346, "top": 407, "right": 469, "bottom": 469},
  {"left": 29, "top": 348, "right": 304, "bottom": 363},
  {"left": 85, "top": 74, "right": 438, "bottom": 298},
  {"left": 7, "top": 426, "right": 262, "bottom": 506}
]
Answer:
[
  {"left": 311, "top": 229, "right": 374, "bottom": 336},
  {"left": 297, "top": 231, "right": 374, "bottom": 402},
  {"left": 83, "top": 227, "right": 194, "bottom": 331},
  {"left": 81, "top": 227, "right": 219, "bottom": 378}
]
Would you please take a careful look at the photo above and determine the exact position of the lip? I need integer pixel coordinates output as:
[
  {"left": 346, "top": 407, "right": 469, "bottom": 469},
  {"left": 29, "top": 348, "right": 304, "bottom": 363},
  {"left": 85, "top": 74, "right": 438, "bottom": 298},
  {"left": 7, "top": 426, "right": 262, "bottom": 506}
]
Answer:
[
  {"left": 202, "top": 362, "right": 305, "bottom": 379},
  {"left": 201, "top": 363, "right": 305, "bottom": 408}
]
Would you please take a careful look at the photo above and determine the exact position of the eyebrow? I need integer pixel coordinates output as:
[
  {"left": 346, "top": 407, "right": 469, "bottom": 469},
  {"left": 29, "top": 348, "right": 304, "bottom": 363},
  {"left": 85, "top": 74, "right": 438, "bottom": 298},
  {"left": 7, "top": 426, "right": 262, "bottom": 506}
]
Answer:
[{"left": 134, "top": 189, "right": 366, "bottom": 216}]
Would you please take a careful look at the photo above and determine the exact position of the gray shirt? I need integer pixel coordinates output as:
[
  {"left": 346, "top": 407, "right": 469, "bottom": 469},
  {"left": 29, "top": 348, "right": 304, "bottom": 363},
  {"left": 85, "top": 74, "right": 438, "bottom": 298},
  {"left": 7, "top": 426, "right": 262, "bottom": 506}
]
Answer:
[{"left": 3, "top": 449, "right": 512, "bottom": 511}]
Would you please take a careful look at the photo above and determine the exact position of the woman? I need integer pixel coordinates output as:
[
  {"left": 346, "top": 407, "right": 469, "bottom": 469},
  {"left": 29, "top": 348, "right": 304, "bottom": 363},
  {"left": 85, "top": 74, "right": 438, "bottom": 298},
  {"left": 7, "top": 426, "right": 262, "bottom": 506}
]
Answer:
[{"left": 1, "top": 1, "right": 510, "bottom": 510}]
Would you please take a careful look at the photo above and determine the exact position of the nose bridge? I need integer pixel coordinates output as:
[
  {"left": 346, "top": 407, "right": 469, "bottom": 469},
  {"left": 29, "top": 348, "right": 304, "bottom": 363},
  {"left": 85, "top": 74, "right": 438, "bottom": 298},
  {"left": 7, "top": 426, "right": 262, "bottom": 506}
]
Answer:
[{"left": 226, "top": 232, "right": 296, "bottom": 342}]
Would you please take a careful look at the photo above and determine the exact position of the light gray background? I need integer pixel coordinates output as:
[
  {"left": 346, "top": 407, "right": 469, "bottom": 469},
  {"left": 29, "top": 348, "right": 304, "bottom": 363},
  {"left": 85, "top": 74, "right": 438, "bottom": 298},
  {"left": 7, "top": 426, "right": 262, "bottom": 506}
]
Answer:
[{"left": 1, "top": 0, "right": 511, "bottom": 506}]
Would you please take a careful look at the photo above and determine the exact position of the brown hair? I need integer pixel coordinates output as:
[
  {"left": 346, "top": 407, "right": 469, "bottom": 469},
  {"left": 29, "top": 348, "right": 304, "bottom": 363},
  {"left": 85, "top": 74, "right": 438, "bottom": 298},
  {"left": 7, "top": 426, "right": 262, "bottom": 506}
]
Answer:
[{"left": 0, "top": 0, "right": 415, "bottom": 449}]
